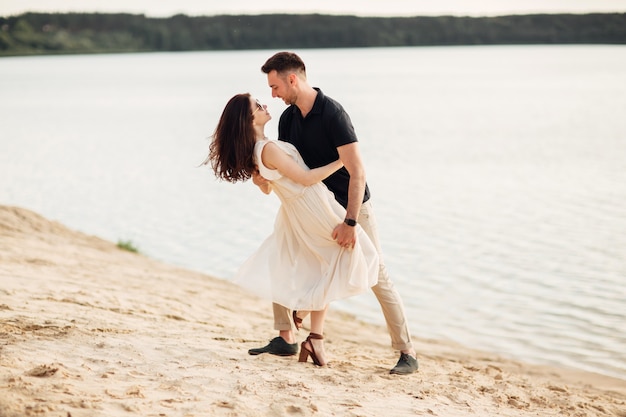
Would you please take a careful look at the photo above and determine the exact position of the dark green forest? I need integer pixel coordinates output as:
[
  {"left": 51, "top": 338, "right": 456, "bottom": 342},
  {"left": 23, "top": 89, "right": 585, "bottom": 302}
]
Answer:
[{"left": 1, "top": 12, "right": 625, "bottom": 56}]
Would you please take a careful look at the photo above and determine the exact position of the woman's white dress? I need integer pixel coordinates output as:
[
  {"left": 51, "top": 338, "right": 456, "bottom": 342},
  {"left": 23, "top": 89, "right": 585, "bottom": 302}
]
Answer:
[{"left": 233, "top": 139, "right": 379, "bottom": 311}]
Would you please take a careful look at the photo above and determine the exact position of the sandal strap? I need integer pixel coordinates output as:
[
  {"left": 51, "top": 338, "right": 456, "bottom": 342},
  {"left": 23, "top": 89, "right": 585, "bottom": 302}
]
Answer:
[{"left": 308, "top": 333, "right": 324, "bottom": 340}]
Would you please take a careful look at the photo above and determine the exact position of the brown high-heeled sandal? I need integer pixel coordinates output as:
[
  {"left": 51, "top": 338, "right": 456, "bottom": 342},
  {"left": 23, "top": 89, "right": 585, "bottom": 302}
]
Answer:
[
  {"left": 298, "top": 333, "right": 326, "bottom": 366},
  {"left": 292, "top": 310, "right": 303, "bottom": 330}
]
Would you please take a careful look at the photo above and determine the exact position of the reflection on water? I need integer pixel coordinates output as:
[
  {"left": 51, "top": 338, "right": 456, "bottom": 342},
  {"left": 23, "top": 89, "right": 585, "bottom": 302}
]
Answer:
[{"left": 1, "top": 46, "right": 625, "bottom": 379}]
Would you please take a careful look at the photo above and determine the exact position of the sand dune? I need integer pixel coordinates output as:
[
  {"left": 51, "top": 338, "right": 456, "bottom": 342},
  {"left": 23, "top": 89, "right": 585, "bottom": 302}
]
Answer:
[{"left": 1, "top": 205, "right": 625, "bottom": 416}]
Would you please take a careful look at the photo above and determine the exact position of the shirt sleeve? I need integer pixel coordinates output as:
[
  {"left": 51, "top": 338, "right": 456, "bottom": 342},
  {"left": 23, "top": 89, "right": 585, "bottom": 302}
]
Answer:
[{"left": 328, "top": 104, "right": 358, "bottom": 148}]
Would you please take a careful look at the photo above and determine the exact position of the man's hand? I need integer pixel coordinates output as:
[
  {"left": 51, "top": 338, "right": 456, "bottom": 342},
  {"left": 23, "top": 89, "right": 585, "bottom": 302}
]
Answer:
[
  {"left": 332, "top": 222, "right": 357, "bottom": 249},
  {"left": 252, "top": 170, "right": 272, "bottom": 194},
  {"left": 252, "top": 170, "right": 268, "bottom": 186}
]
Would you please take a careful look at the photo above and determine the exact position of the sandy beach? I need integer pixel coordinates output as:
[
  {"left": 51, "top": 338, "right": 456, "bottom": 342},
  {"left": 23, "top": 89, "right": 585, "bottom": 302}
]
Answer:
[{"left": 1, "top": 204, "right": 625, "bottom": 417}]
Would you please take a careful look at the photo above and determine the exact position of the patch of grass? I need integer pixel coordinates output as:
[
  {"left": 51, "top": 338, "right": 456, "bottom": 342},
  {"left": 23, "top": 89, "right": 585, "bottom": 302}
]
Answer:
[{"left": 116, "top": 239, "right": 139, "bottom": 253}]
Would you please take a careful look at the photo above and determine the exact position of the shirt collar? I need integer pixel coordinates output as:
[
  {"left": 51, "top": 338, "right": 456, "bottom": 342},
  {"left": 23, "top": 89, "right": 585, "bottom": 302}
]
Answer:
[
  {"left": 291, "top": 87, "right": 324, "bottom": 116},
  {"left": 310, "top": 87, "right": 324, "bottom": 114}
]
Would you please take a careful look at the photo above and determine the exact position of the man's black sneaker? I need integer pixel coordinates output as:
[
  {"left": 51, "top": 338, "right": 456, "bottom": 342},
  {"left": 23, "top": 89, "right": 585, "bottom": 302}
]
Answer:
[
  {"left": 390, "top": 353, "right": 419, "bottom": 375},
  {"left": 248, "top": 337, "right": 298, "bottom": 356}
]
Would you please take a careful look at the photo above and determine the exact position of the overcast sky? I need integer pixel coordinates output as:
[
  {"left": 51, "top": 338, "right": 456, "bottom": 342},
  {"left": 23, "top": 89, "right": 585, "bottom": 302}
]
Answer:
[{"left": 2, "top": 0, "right": 626, "bottom": 18}]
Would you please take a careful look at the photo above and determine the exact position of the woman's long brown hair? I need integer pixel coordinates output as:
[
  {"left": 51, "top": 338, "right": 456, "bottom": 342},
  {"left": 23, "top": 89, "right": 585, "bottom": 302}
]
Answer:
[{"left": 204, "top": 93, "right": 257, "bottom": 183}]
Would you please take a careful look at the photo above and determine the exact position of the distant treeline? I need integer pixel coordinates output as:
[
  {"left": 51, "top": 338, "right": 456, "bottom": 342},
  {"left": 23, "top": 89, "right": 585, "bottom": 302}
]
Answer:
[{"left": 1, "top": 12, "right": 625, "bottom": 56}]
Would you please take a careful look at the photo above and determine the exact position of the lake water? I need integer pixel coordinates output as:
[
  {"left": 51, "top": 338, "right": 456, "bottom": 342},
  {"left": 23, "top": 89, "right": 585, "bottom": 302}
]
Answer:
[{"left": 1, "top": 46, "right": 625, "bottom": 380}]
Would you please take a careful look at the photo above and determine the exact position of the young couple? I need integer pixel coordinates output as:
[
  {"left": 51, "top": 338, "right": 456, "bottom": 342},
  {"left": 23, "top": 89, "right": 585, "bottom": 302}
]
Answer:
[{"left": 206, "top": 51, "right": 418, "bottom": 374}]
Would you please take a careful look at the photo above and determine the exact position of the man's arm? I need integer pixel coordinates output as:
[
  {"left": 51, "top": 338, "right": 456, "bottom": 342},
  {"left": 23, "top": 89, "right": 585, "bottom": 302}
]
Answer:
[{"left": 332, "top": 142, "right": 366, "bottom": 248}]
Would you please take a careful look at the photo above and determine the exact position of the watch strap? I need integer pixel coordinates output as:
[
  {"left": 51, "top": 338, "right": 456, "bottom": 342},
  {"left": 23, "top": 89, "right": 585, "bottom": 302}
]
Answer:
[{"left": 344, "top": 218, "right": 357, "bottom": 227}]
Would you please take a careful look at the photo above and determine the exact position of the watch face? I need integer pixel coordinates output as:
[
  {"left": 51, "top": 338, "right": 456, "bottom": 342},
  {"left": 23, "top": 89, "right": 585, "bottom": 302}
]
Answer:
[{"left": 344, "top": 218, "right": 357, "bottom": 227}]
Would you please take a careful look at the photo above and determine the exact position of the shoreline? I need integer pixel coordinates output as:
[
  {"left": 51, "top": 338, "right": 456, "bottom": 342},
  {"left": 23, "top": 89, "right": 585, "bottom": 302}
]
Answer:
[{"left": 1, "top": 204, "right": 625, "bottom": 416}]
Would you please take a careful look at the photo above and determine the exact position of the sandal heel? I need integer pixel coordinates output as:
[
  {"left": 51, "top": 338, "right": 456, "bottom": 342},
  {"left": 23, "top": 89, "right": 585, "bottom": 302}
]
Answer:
[
  {"left": 298, "top": 343, "right": 310, "bottom": 362},
  {"left": 298, "top": 333, "right": 325, "bottom": 366}
]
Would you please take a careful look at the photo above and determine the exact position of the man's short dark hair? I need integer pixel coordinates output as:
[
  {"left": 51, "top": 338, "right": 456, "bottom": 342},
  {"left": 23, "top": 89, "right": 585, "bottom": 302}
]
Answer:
[{"left": 261, "top": 52, "right": 306, "bottom": 75}]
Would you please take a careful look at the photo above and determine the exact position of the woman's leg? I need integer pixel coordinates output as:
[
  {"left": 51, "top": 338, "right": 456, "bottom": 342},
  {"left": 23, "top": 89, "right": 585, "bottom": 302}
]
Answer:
[
  {"left": 304, "top": 305, "right": 328, "bottom": 365},
  {"left": 309, "top": 306, "right": 327, "bottom": 335}
]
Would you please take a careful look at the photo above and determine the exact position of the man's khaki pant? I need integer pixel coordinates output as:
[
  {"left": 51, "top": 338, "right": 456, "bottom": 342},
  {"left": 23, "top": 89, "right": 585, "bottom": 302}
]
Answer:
[{"left": 272, "top": 200, "right": 414, "bottom": 352}]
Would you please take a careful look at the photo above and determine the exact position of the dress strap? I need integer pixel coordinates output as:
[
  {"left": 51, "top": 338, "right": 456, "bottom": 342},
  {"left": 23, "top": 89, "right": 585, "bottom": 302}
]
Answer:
[{"left": 254, "top": 140, "right": 282, "bottom": 180}]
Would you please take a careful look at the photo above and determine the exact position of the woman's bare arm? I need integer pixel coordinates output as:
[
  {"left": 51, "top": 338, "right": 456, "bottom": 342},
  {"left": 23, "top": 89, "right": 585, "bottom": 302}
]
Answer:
[{"left": 261, "top": 142, "right": 342, "bottom": 186}]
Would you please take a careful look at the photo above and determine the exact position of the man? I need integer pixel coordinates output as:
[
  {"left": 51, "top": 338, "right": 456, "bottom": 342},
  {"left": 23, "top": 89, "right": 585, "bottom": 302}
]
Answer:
[{"left": 249, "top": 51, "right": 418, "bottom": 375}]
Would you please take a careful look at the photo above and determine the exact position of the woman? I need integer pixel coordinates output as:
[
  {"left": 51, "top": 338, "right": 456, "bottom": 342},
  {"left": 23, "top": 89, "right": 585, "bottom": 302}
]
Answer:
[{"left": 205, "top": 93, "right": 378, "bottom": 366}]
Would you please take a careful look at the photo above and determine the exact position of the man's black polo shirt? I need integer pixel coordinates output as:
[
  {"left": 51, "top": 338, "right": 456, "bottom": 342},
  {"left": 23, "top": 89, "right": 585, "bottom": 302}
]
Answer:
[{"left": 277, "top": 88, "right": 371, "bottom": 209}]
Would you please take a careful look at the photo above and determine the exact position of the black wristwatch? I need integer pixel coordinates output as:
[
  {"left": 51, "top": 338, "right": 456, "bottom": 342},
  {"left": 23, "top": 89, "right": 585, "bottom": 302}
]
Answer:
[{"left": 344, "top": 218, "right": 357, "bottom": 227}]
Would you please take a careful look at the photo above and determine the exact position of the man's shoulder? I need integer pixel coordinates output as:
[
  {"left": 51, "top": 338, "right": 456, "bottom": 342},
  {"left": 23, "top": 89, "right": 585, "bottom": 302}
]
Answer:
[
  {"left": 318, "top": 97, "right": 346, "bottom": 121},
  {"left": 321, "top": 95, "right": 349, "bottom": 120}
]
